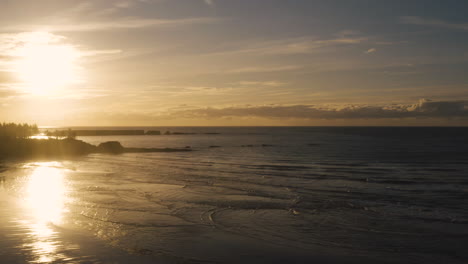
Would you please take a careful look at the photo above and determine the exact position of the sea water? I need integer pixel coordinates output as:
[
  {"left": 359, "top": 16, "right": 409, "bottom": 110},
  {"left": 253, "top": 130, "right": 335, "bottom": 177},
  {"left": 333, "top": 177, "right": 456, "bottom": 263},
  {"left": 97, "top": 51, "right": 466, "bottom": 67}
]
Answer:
[{"left": 1, "top": 127, "right": 467, "bottom": 263}]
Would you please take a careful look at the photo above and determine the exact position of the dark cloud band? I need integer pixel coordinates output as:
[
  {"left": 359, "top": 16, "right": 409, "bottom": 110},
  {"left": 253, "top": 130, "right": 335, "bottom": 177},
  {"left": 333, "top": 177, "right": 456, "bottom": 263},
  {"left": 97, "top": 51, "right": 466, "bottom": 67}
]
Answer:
[{"left": 169, "top": 99, "right": 468, "bottom": 120}]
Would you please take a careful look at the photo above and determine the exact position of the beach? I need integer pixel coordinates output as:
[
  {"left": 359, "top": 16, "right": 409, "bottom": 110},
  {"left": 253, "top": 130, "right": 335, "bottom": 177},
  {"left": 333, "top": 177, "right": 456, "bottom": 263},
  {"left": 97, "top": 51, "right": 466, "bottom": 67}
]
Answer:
[{"left": 1, "top": 127, "right": 467, "bottom": 263}]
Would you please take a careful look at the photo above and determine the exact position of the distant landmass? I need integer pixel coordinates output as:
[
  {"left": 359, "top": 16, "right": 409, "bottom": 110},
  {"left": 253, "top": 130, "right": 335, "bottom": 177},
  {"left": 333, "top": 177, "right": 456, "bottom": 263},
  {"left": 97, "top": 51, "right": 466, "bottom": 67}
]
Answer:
[{"left": 44, "top": 129, "right": 221, "bottom": 137}]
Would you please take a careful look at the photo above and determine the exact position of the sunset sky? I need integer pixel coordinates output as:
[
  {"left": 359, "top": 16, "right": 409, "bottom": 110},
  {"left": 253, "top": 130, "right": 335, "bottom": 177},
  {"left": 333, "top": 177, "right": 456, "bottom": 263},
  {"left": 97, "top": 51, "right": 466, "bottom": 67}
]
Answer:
[{"left": 0, "top": 0, "right": 467, "bottom": 126}]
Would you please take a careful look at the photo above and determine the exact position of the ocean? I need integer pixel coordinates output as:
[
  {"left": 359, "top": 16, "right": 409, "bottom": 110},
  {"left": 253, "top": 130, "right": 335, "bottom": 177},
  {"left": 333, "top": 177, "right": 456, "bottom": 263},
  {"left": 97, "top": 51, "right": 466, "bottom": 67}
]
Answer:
[{"left": 1, "top": 127, "right": 468, "bottom": 263}]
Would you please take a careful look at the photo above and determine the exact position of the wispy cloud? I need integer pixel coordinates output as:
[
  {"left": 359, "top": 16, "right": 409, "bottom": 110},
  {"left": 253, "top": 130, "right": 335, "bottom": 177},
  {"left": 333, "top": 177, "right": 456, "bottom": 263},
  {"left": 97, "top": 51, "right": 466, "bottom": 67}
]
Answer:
[
  {"left": 24, "top": 0, "right": 149, "bottom": 18},
  {"left": 5, "top": 17, "right": 218, "bottom": 32},
  {"left": 146, "top": 81, "right": 287, "bottom": 96},
  {"left": 0, "top": 32, "right": 121, "bottom": 59},
  {"left": 365, "top": 48, "right": 376, "bottom": 54},
  {"left": 94, "top": 0, "right": 160, "bottom": 16},
  {"left": 0, "top": 86, "right": 24, "bottom": 101},
  {"left": 220, "top": 36, "right": 368, "bottom": 56},
  {"left": 228, "top": 65, "right": 302, "bottom": 73},
  {"left": 114, "top": 1, "right": 134, "bottom": 9},
  {"left": 400, "top": 16, "right": 468, "bottom": 31},
  {"left": 204, "top": 0, "right": 215, "bottom": 7},
  {"left": 0, "top": 32, "right": 70, "bottom": 73},
  {"left": 43, "top": 88, "right": 110, "bottom": 100},
  {"left": 149, "top": 85, "right": 233, "bottom": 96},
  {"left": 0, "top": 32, "right": 63, "bottom": 54},
  {"left": 237, "top": 81, "right": 287, "bottom": 87},
  {"left": 95, "top": 1, "right": 136, "bottom": 15}
]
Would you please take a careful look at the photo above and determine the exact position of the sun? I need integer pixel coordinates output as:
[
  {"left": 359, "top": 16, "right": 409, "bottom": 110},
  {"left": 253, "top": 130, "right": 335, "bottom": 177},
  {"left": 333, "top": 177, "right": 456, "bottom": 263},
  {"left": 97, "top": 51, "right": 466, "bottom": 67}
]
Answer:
[{"left": 12, "top": 32, "right": 81, "bottom": 95}]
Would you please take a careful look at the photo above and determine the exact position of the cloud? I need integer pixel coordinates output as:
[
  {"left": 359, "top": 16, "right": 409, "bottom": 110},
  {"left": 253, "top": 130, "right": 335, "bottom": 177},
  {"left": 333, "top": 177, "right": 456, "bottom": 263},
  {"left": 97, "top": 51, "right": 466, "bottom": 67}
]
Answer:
[
  {"left": 0, "top": 87, "right": 22, "bottom": 100},
  {"left": 400, "top": 16, "right": 468, "bottom": 31},
  {"left": 5, "top": 17, "right": 218, "bottom": 32},
  {"left": 407, "top": 99, "right": 468, "bottom": 116},
  {"left": 267, "top": 37, "right": 366, "bottom": 55},
  {"left": 365, "top": 48, "right": 376, "bottom": 54},
  {"left": 237, "top": 81, "right": 286, "bottom": 87},
  {"left": 95, "top": 1, "right": 136, "bottom": 15},
  {"left": 165, "top": 99, "right": 468, "bottom": 120},
  {"left": 147, "top": 81, "right": 287, "bottom": 96},
  {"left": 115, "top": 1, "right": 133, "bottom": 9},
  {"left": 0, "top": 32, "right": 64, "bottom": 59},
  {"left": 226, "top": 36, "right": 368, "bottom": 55},
  {"left": 0, "top": 32, "right": 122, "bottom": 59},
  {"left": 228, "top": 65, "right": 302, "bottom": 73},
  {"left": 95, "top": 1, "right": 159, "bottom": 15},
  {"left": 149, "top": 85, "right": 233, "bottom": 96},
  {"left": 0, "top": 31, "right": 123, "bottom": 88},
  {"left": 204, "top": 0, "right": 215, "bottom": 7},
  {"left": 199, "top": 33, "right": 368, "bottom": 59},
  {"left": 0, "top": 32, "right": 66, "bottom": 72}
]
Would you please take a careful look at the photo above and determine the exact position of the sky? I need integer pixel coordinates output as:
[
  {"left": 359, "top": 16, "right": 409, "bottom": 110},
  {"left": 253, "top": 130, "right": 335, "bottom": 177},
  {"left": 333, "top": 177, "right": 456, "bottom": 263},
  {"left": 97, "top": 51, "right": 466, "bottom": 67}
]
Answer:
[{"left": 0, "top": 0, "right": 467, "bottom": 126}]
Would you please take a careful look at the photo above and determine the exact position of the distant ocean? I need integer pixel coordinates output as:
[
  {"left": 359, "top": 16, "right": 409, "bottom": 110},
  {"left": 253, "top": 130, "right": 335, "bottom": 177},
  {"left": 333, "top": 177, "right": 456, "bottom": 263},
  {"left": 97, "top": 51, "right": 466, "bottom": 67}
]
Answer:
[{"left": 1, "top": 127, "right": 468, "bottom": 263}]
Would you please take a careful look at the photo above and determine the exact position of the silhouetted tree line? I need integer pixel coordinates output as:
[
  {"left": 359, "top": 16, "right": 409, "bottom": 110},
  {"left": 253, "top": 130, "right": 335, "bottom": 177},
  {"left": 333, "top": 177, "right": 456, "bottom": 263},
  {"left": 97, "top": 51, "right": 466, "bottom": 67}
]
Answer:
[
  {"left": 0, "top": 123, "right": 94, "bottom": 159},
  {"left": 0, "top": 123, "right": 191, "bottom": 159},
  {"left": 0, "top": 122, "right": 39, "bottom": 140}
]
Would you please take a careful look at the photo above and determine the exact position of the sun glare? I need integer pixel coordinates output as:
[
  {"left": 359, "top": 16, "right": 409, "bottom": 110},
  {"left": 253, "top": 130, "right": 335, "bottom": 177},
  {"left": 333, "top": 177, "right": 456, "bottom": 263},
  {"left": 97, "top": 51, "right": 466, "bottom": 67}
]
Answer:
[
  {"left": 25, "top": 164, "right": 68, "bottom": 224},
  {"left": 12, "top": 32, "right": 81, "bottom": 95},
  {"left": 19, "top": 162, "right": 71, "bottom": 263}
]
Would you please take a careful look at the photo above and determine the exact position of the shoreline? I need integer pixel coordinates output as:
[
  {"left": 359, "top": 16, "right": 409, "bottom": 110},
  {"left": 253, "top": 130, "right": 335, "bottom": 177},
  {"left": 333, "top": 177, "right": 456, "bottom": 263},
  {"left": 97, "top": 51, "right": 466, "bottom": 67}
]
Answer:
[
  {"left": 1, "top": 128, "right": 467, "bottom": 264},
  {"left": 0, "top": 138, "right": 191, "bottom": 160},
  {"left": 0, "top": 161, "right": 397, "bottom": 264}
]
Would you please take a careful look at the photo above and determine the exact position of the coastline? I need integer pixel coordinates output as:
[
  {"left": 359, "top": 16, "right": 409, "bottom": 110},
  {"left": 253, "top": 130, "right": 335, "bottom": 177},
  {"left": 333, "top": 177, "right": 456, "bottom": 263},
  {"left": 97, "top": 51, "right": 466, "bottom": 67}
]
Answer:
[
  {"left": 1, "top": 127, "right": 467, "bottom": 263},
  {"left": 0, "top": 159, "right": 394, "bottom": 264},
  {"left": 0, "top": 138, "right": 191, "bottom": 160}
]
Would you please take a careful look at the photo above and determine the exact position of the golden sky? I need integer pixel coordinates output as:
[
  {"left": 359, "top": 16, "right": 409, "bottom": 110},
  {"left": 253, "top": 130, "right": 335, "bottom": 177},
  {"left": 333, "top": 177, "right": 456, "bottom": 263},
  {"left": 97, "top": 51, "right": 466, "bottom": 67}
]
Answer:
[{"left": 0, "top": 0, "right": 467, "bottom": 126}]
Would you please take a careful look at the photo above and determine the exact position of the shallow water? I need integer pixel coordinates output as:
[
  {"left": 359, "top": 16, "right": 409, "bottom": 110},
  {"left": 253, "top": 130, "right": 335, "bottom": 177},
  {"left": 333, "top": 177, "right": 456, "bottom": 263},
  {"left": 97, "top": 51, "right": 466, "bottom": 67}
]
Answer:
[{"left": 1, "top": 127, "right": 468, "bottom": 263}]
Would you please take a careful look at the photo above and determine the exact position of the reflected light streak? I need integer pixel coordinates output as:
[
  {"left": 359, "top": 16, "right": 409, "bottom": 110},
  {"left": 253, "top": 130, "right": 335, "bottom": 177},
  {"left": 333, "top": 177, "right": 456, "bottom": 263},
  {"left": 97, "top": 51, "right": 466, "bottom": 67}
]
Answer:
[
  {"left": 20, "top": 162, "right": 71, "bottom": 263},
  {"left": 30, "top": 134, "right": 51, "bottom": 140},
  {"left": 25, "top": 165, "right": 68, "bottom": 224}
]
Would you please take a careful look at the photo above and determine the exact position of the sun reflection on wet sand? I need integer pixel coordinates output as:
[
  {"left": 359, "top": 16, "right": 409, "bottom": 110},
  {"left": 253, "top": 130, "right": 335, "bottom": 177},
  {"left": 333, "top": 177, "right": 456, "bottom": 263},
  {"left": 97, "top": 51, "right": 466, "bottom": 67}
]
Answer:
[
  {"left": 20, "top": 162, "right": 71, "bottom": 263},
  {"left": 25, "top": 165, "right": 68, "bottom": 224},
  {"left": 1, "top": 161, "right": 158, "bottom": 263}
]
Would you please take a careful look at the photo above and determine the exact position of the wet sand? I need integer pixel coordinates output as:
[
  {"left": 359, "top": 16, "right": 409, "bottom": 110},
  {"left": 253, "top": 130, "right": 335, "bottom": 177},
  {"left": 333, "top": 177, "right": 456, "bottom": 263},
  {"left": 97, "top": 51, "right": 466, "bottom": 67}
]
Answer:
[
  {"left": 0, "top": 191, "right": 168, "bottom": 264},
  {"left": 0, "top": 163, "right": 390, "bottom": 264}
]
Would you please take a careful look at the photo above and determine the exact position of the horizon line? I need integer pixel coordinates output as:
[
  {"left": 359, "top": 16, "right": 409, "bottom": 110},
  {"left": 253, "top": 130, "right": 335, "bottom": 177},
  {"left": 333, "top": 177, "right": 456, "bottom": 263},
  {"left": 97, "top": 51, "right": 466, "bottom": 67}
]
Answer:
[{"left": 38, "top": 125, "right": 468, "bottom": 128}]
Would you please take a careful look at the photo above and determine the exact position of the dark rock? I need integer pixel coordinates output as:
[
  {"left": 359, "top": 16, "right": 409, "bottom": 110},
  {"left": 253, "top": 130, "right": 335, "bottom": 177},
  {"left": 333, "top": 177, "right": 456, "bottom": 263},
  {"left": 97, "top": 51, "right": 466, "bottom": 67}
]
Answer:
[
  {"left": 209, "top": 145, "right": 221, "bottom": 148},
  {"left": 61, "top": 138, "right": 97, "bottom": 155},
  {"left": 98, "top": 141, "right": 125, "bottom": 154}
]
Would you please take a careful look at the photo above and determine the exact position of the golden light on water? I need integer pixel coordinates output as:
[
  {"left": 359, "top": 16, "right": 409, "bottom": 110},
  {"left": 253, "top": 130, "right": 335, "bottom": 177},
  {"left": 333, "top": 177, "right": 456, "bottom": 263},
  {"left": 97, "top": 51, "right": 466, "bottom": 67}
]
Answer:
[
  {"left": 20, "top": 162, "right": 71, "bottom": 263},
  {"left": 30, "top": 134, "right": 51, "bottom": 140},
  {"left": 12, "top": 32, "right": 81, "bottom": 95},
  {"left": 25, "top": 165, "right": 68, "bottom": 224},
  {"left": 22, "top": 221, "right": 62, "bottom": 264}
]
